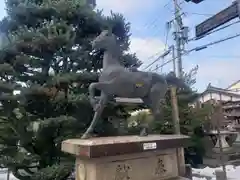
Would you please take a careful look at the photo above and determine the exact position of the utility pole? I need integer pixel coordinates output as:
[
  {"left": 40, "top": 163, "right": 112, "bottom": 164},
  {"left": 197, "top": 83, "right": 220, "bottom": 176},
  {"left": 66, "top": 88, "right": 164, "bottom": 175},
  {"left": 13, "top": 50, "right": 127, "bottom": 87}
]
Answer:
[
  {"left": 170, "top": 47, "right": 184, "bottom": 174},
  {"left": 171, "top": 0, "right": 189, "bottom": 134},
  {"left": 170, "top": 45, "right": 180, "bottom": 134},
  {"left": 171, "top": 0, "right": 187, "bottom": 135},
  {"left": 173, "top": 0, "right": 183, "bottom": 78},
  {"left": 171, "top": 0, "right": 189, "bottom": 176},
  {"left": 172, "top": 45, "right": 176, "bottom": 73}
]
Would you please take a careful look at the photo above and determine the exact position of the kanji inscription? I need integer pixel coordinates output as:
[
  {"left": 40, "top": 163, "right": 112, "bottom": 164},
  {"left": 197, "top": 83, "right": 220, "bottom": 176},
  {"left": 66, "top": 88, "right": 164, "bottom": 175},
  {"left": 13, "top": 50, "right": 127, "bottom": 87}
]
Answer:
[
  {"left": 155, "top": 157, "right": 167, "bottom": 176},
  {"left": 114, "top": 164, "right": 131, "bottom": 180}
]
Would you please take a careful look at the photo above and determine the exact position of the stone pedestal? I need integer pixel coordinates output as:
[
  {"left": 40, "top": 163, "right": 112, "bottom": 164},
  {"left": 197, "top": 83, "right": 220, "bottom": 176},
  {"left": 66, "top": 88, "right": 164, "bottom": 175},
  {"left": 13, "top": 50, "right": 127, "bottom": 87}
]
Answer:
[
  {"left": 213, "top": 133, "right": 231, "bottom": 152},
  {"left": 207, "top": 130, "right": 237, "bottom": 153},
  {"left": 203, "top": 130, "right": 240, "bottom": 167},
  {"left": 234, "top": 125, "right": 240, "bottom": 146},
  {"left": 215, "top": 169, "right": 227, "bottom": 180},
  {"left": 62, "top": 135, "right": 190, "bottom": 180}
]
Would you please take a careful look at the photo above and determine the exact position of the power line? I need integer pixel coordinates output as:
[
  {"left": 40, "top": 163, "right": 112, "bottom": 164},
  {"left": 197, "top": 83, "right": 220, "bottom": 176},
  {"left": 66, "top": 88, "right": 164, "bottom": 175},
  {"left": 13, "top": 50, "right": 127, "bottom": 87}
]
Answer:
[
  {"left": 159, "top": 20, "right": 171, "bottom": 72},
  {"left": 186, "top": 12, "right": 214, "bottom": 16},
  {"left": 136, "top": 1, "right": 173, "bottom": 36},
  {"left": 140, "top": 0, "right": 172, "bottom": 30},
  {"left": 142, "top": 49, "right": 171, "bottom": 70},
  {"left": 187, "top": 31, "right": 240, "bottom": 52},
  {"left": 139, "top": 14, "right": 172, "bottom": 70},
  {"left": 142, "top": 15, "right": 162, "bottom": 31},
  {"left": 151, "top": 50, "right": 188, "bottom": 71},
  {"left": 133, "top": 0, "right": 175, "bottom": 55},
  {"left": 164, "top": 22, "right": 171, "bottom": 50},
  {"left": 150, "top": 31, "right": 240, "bottom": 71},
  {"left": 146, "top": 51, "right": 163, "bottom": 60},
  {"left": 151, "top": 58, "right": 173, "bottom": 71},
  {"left": 135, "top": 16, "right": 160, "bottom": 53},
  {"left": 142, "top": 0, "right": 186, "bottom": 72},
  {"left": 140, "top": 40, "right": 169, "bottom": 72},
  {"left": 133, "top": 22, "right": 165, "bottom": 55},
  {"left": 193, "top": 55, "right": 240, "bottom": 59}
]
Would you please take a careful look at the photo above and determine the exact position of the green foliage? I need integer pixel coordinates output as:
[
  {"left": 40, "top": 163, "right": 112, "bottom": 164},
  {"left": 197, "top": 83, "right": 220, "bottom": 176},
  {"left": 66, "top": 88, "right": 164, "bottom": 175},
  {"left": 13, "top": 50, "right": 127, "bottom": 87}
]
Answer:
[{"left": 0, "top": 0, "right": 140, "bottom": 179}]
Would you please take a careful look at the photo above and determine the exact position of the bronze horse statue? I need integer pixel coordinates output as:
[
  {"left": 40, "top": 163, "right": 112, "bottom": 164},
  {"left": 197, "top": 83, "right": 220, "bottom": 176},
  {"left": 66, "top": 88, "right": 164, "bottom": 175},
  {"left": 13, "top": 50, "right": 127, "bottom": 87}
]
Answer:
[{"left": 81, "top": 30, "right": 188, "bottom": 139}]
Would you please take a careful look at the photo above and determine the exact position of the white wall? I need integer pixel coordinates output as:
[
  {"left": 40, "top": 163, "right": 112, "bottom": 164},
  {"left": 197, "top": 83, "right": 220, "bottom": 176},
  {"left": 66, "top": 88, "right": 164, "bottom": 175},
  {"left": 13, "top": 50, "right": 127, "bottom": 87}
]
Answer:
[{"left": 191, "top": 92, "right": 240, "bottom": 107}]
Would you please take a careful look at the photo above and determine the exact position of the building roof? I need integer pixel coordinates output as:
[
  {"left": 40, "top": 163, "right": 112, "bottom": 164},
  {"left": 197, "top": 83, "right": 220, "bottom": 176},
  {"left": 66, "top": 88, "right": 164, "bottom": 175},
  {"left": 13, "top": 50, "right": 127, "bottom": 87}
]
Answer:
[{"left": 201, "top": 83, "right": 240, "bottom": 98}]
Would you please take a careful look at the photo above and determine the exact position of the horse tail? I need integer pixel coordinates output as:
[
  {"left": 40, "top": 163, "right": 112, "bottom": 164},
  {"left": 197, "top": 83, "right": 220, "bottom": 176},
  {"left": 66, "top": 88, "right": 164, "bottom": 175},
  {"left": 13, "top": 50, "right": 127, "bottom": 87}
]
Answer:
[
  {"left": 165, "top": 73, "right": 189, "bottom": 89},
  {"left": 150, "top": 72, "right": 167, "bottom": 86}
]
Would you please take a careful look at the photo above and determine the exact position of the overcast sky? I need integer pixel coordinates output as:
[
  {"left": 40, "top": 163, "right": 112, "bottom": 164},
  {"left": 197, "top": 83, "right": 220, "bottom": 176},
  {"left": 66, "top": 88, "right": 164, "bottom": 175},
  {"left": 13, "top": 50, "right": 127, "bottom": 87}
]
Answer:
[{"left": 0, "top": 0, "right": 239, "bottom": 92}]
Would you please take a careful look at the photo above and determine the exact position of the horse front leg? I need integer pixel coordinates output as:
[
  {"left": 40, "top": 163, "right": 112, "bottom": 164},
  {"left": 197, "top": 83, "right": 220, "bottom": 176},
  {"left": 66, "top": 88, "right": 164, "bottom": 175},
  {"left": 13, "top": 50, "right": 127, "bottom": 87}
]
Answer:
[
  {"left": 82, "top": 92, "right": 108, "bottom": 139},
  {"left": 88, "top": 81, "right": 114, "bottom": 111},
  {"left": 88, "top": 82, "right": 98, "bottom": 110}
]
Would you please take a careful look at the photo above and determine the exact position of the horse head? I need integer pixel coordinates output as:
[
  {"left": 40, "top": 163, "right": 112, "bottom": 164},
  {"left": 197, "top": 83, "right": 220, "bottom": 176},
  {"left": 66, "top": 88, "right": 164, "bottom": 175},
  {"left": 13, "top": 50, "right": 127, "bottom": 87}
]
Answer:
[{"left": 91, "top": 30, "right": 117, "bottom": 50}]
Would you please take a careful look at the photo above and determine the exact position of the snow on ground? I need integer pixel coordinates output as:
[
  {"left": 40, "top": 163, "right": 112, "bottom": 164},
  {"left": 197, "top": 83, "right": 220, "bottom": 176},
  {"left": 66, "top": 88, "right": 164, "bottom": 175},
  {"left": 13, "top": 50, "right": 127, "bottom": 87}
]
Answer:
[
  {"left": 0, "top": 169, "right": 18, "bottom": 180},
  {"left": 192, "top": 165, "right": 240, "bottom": 180},
  {"left": 0, "top": 174, "right": 17, "bottom": 180}
]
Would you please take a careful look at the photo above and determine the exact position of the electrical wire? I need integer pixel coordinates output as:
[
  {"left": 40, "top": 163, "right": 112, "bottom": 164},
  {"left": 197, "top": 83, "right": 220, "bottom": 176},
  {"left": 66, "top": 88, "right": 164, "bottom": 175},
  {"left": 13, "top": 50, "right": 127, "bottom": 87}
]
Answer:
[
  {"left": 141, "top": 25, "right": 171, "bottom": 71},
  {"left": 148, "top": 31, "right": 240, "bottom": 71},
  {"left": 144, "top": 1, "right": 240, "bottom": 72},
  {"left": 136, "top": 26, "right": 170, "bottom": 70},
  {"left": 142, "top": 0, "right": 184, "bottom": 71},
  {"left": 146, "top": 51, "right": 163, "bottom": 60},
  {"left": 142, "top": 16, "right": 161, "bottom": 31},
  {"left": 134, "top": 23, "right": 163, "bottom": 54},
  {"left": 150, "top": 55, "right": 180, "bottom": 71},
  {"left": 133, "top": 0, "right": 175, "bottom": 55},
  {"left": 142, "top": 48, "right": 171, "bottom": 70},
  {"left": 164, "top": 23, "right": 170, "bottom": 50},
  {"left": 160, "top": 23, "right": 171, "bottom": 72},
  {"left": 187, "top": 31, "right": 240, "bottom": 52},
  {"left": 193, "top": 55, "right": 240, "bottom": 59},
  {"left": 187, "top": 12, "right": 214, "bottom": 16},
  {"left": 140, "top": 0, "right": 172, "bottom": 30},
  {"left": 137, "top": 1, "right": 173, "bottom": 36}
]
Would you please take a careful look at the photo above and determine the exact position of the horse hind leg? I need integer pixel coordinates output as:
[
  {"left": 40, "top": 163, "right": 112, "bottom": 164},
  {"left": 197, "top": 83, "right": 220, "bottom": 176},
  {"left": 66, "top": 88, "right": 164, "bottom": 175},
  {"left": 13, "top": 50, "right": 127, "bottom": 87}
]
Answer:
[
  {"left": 139, "top": 96, "right": 155, "bottom": 136},
  {"left": 149, "top": 83, "right": 166, "bottom": 119},
  {"left": 140, "top": 84, "right": 165, "bottom": 136}
]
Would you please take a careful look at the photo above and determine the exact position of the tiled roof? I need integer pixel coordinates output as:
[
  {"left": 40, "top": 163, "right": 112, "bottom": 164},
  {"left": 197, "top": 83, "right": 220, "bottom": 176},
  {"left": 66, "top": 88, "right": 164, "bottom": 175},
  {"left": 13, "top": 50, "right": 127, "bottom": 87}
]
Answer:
[{"left": 201, "top": 84, "right": 240, "bottom": 97}]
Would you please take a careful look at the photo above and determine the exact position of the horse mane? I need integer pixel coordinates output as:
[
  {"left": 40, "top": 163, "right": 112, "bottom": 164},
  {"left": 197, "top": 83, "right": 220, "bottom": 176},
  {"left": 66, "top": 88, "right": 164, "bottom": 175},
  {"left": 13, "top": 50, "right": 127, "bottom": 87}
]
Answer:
[{"left": 108, "top": 32, "right": 122, "bottom": 57}]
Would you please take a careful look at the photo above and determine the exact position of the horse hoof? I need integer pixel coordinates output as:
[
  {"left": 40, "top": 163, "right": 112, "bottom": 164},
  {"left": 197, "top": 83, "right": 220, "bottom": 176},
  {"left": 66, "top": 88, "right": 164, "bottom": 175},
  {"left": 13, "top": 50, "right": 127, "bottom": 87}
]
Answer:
[
  {"left": 139, "top": 129, "right": 148, "bottom": 137},
  {"left": 94, "top": 104, "right": 100, "bottom": 111},
  {"left": 81, "top": 133, "right": 91, "bottom": 139},
  {"left": 139, "top": 132, "right": 148, "bottom": 137}
]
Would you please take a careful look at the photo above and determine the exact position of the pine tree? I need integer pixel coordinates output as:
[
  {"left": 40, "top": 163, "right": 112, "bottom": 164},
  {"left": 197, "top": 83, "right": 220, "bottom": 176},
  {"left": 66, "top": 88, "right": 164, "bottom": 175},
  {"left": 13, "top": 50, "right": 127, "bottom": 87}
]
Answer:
[
  {"left": 0, "top": 0, "right": 140, "bottom": 179},
  {"left": 149, "top": 66, "right": 202, "bottom": 133}
]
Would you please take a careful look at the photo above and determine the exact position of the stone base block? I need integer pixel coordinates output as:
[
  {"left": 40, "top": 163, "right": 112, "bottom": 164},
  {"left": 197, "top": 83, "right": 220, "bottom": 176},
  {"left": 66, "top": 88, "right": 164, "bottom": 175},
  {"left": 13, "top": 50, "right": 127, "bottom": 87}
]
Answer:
[
  {"left": 62, "top": 135, "right": 190, "bottom": 180},
  {"left": 76, "top": 149, "right": 178, "bottom": 180}
]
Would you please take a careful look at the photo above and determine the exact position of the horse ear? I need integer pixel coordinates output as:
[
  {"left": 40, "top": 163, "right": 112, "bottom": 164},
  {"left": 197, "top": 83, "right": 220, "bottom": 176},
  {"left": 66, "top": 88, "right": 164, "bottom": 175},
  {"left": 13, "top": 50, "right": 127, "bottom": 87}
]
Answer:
[{"left": 167, "top": 71, "right": 176, "bottom": 77}]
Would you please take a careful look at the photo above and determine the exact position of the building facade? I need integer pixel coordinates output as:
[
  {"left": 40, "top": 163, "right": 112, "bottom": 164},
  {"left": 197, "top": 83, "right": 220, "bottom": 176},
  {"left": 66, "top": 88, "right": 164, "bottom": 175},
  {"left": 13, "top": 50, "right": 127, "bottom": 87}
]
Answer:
[
  {"left": 193, "top": 82, "right": 240, "bottom": 106},
  {"left": 192, "top": 80, "right": 240, "bottom": 124}
]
